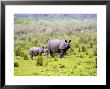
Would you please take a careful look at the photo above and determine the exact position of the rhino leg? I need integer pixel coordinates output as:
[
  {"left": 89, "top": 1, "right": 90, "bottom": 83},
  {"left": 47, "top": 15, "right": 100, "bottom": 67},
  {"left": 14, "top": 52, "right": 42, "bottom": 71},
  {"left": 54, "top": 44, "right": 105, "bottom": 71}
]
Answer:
[
  {"left": 50, "top": 50, "right": 54, "bottom": 58},
  {"left": 29, "top": 51, "right": 33, "bottom": 60},
  {"left": 60, "top": 49, "right": 64, "bottom": 58},
  {"left": 46, "top": 51, "right": 49, "bottom": 58},
  {"left": 30, "top": 55, "right": 33, "bottom": 60}
]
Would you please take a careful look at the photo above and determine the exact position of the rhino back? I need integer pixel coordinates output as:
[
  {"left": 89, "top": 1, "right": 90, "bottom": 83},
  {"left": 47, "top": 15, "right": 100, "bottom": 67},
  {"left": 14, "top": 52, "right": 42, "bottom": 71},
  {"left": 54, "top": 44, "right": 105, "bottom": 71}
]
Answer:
[
  {"left": 47, "top": 39, "right": 60, "bottom": 52},
  {"left": 29, "top": 47, "right": 43, "bottom": 55},
  {"left": 37, "top": 47, "right": 43, "bottom": 53}
]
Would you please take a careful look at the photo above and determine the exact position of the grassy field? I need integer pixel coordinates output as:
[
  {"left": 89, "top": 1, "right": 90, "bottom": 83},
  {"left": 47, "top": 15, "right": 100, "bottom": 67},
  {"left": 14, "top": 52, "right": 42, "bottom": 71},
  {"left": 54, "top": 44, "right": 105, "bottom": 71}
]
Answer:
[
  {"left": 14, "top": 55, "right": 96, "bottom": 76},
  {"left": 14, "top": 14, "right": 97, "bottom": 76}
]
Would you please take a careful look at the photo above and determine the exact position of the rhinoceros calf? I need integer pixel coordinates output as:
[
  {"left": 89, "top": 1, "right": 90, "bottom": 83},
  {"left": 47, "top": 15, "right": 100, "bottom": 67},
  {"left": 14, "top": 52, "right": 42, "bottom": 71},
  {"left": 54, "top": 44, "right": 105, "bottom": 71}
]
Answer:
[
  {"left": 46, "top": 39, "right": 71, "bottom": 58},
  {"left": 29, "top": 47, "right": 44, "bottom": 60}
]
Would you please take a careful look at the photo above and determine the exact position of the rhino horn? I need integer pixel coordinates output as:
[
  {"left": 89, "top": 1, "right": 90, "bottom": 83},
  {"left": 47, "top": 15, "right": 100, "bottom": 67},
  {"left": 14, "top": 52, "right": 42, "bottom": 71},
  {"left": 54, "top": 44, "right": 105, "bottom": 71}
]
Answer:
[
  {"left": 69, "top": 40, "right": 71, "bottom": 43},
  {"left": 65, "top": 40, "right": 67, "bottom": 43}
]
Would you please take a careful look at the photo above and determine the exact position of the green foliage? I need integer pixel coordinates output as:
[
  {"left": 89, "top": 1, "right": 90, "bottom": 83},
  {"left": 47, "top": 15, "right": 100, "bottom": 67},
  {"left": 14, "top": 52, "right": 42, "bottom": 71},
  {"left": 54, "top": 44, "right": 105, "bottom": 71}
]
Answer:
[
  {"left": 31, "top": 38, "right": 38, "bottom": 46},
  {"left": 24, "top": 54, "right": 29, "bottom": 60},
  {"left": 87, "top": 47, "right": 97, "bottom": 58},
  {"left": 36, "top": 56, "right": 44, "bottom": 66},
  {"left": 59, "top": 65, "right": 65, "bottom": 68},
  {"left": 14, "top": 45, "right": 22, "bottom": 56},
  {"left": 79, "top": 47, "right": 81, "bottom": 52},
  {"left": 43, "top": 59, "right": 48, "bottom": 66},
  {"left": 79, "top": 53, "right": 85, "bottom": 58},
  {"left": 81, "top": 45, "right": 86, "bottom": 52},
  {"left": 14, "top": 62, "right": 19, "bottom": 67},
  {"left": 90, "top": 42, "right": 93, "bottom": 48},
  {"left": 93, "top": 46, "right": 97, "bottom": 56},
  {"left": 15, "top": 18, "right": 32, "bottom": 24}
]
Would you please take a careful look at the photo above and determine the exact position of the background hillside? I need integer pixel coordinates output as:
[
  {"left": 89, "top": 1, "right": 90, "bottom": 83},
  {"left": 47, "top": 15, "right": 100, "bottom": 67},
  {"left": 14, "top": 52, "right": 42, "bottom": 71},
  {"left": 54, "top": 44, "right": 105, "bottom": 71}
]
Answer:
[{"left": 15, "top": 14, "right": 96, "bottom": 19}]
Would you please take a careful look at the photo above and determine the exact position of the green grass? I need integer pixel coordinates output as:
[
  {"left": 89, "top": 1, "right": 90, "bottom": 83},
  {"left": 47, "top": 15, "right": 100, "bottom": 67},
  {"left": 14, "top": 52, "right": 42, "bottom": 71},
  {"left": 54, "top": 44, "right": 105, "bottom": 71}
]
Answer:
[{"left": 14, "top": 55, "right": 97, "bottom": 76}]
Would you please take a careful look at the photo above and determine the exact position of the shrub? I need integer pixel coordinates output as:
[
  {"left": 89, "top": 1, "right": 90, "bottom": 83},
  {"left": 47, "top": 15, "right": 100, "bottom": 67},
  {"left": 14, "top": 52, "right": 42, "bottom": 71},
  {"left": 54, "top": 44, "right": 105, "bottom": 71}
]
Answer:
[
  {"left": 82, "top": 46, "right": 86, "bottom": 52},
  {"left": 69, "top": 47, "right": 74, "bottom": 55},
  {"left": 14, "top": 45, "right": 22, "bottom": 56},
  {"left": 59, "top": 65, "right": 65, "bottom": 68},
  {"left": 73, "top": 48, "right": 79, "bottom": 55},
  {"left": 14, "top": 62, "right": 19, "bottom": 67},
  {"left": 86, "top": 51, "right": 89, "bottom": 55},
  {"left": 44, "top": 59, "right": 48, "bottom": 66},
  {"left": 79, "top": 47, "right": 81, "bottom": 52},
  {"left": 24, "top": 54, "right": 29, "bottom": 60},
  {"left": 93, "top": 47, "right": 97, "bottom": 56},
  {"left": 88, "top": 49, "right": 94, "bottom": 58},
  {"left": 31, "top": 38, "right": 38, "bottom": 46},
  {"left": 36, "top": 56, "right": 43, "bottom": 66},
  {"left": 79, "top": 53, "right": 84, "bottom": 58},
  {"left": 54, "top": 58, "right": 58, "bottom": 61},
  {"left": 17, "top": 49, "right": 29, "bottom": 60},
  {"left": 75, "top": 43, "right": 79, "bottom": 48},
  {"left": 15, "top": 56, "right": 22, "bottom": 60},
  {"left": 88, "top": 47, "right": 97, "bottom": 58},
  {"left": 90, "top": 42, "right": 93, "bottom": 48},
  {"left": 53, "top": 64, "right": 58, "bottom": 69}
]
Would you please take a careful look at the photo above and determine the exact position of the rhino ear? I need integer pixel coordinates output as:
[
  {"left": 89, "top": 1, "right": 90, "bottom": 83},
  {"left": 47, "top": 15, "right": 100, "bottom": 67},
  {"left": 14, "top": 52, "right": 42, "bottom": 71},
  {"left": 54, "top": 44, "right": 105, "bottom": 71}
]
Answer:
[
  {"left": 65, "top": 40, "right": 67, "bottom": 43},
  {"left": 69, "top": 40, "right": 71, "bottom": 43}
]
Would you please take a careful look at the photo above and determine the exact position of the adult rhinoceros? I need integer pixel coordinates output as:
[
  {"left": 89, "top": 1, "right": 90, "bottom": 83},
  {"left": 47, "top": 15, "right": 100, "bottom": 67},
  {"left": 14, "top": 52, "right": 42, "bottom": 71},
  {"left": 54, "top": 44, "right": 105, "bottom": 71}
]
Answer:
[{"left": 46, "top": 39, "right": 71, "bottom": 58}]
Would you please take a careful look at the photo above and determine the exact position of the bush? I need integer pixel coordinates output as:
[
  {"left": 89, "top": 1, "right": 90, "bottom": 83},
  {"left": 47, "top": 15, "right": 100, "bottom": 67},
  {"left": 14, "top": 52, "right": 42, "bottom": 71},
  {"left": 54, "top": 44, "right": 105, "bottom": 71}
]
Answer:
[
  {"left": 88, "top": 47, "right": 97, "bottom": 58},
  {"left": 85, "top": 51, "right": 89, "bottom": 55},
  {"left": 79, "top": 47, "right": 81, "bottom": 52},
  {"left": 31, "top": 38, "right": 38, "bottom": 46},
  {"left": 14, "top": 45, "right": 22, "bottom": 56},
  {"left": 24, "top": 54, "right": 29, "bottom": 60},
  {"left": 69, "top": 47, "right": 74, "bottom": 55},
  {"left": 36, "top": 56, "right": 43, "bottom": 66},
  {"left": 79, "top": 53, "right": 85, "bottom": 58},
  {"left": 73, "top": 48, "right": 79, "bottom": 55},
  {"left": 75, "top": 43, "right": 79, "bottom": 48},
  {"left": 93, "top": 47, "right": 97, "bottom": 56},
  {"left": 43, "top": 59, "right": 48, "bottom": 66},
  {"left": 54, "top": 58, "right": 58, "bottom": 61},
  {"left": 82, "top": 46, "right": 86, "bottom": 52},
  {"left": 14, "top": 62, "right": 19, "bottom": 67},
  {"left": 90, "top": 42, "right": 93, "bottom": 48},
  {"left": 59, "top": 65, "right": 65, "bottom": 68}
]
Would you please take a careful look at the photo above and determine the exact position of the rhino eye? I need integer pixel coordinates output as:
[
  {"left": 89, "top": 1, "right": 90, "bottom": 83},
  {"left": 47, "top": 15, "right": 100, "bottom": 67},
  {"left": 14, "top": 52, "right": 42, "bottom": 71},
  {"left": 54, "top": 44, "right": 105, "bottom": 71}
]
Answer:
[
  {"left": 64, "top": 44, "right": 66, "bottom": 46},
  {"left": 64, "top": 43, "right": 67, "bottom": 47}
]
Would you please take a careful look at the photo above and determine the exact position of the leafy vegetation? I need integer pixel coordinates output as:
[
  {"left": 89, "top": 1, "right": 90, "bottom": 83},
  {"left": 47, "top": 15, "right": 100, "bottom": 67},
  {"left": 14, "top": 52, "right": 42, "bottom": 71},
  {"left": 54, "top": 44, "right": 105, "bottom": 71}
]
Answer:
[
  {"left": 14, "top": 62, "right": 19, "bottom": 67},
  {"left": 14, "top": 14, "right": 97, "bottom": 76}
]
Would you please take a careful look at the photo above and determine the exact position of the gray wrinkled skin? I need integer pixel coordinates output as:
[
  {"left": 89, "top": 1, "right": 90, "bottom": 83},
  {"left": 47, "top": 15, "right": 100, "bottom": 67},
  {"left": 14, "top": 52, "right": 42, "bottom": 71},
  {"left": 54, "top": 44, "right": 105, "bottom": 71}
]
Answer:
[
  {"left": 46, "top": 39, "right": 71, "bottom": 58},
  {"left": 29, "top": 47, "right": 44, "bottom": 60}
]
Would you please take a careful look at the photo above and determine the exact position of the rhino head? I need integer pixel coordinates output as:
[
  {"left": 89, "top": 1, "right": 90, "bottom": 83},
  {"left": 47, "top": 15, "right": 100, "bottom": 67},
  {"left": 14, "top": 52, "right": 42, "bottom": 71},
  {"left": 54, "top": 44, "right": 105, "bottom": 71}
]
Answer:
[
  {"left": 43, "top": 47, "right": 48, "bottom": 53},
  {"left": 63, "top": 40, "right": 71, "bottom": 52},
  {"left": 42, "top": 46, "right": 49, "bottom": 57}
]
